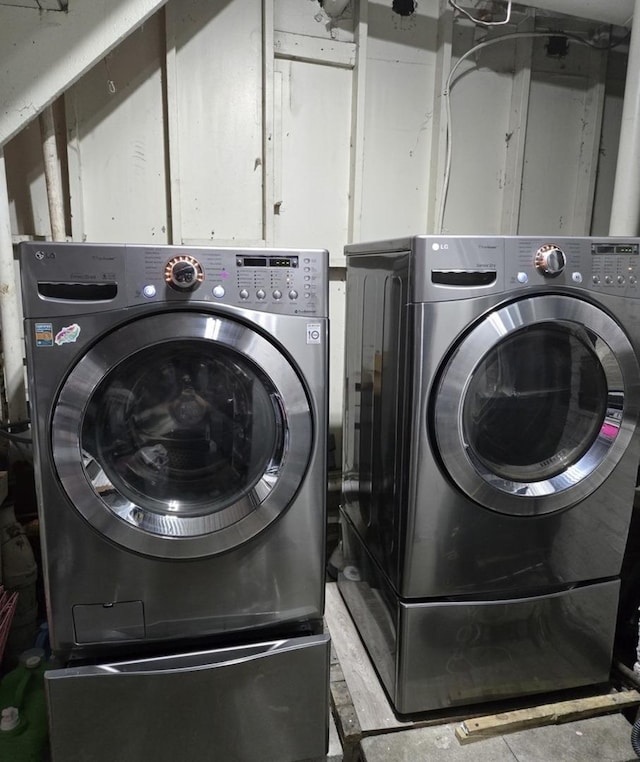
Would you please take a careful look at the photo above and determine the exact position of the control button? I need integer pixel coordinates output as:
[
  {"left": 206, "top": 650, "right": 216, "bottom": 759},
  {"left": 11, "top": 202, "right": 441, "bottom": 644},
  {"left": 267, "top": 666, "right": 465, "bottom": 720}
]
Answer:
[
  {"left": 289, "top": 290, "right": 298, "bottom": 300},
  {"left": 592, "top": 275, "right": 600, "bottom": 285},
  {"left": 534, "top": 244, "right": 566, "bottom": 277},
  {"left": 256, "top": 289, "right": 266, "bottom": 300},
  {"left": 213, "top": 285, "right": 225, "bottom": 298},
  {"left": 630, "top": 275, "right": 637, "bottom": 286},
  {"left": 164, "top": 255, "right": 204, "bottom": 291},
  {"left": 618, "top": 275, "right": 626, "bottom": 285},
  {"left": 571, "top": 272, "right": 583, "bottom": 284},
  {"left": 239, "top": 289, "right": 249, "bottom": 300},
  {"left": 272, "top": 289, "right": 282, "bottom": 300},
  {"left": 605, "top": 275, "right": 613, "bottom": 285},
  {"left": 142, "top": 285, "right": 157, "bottom": 298},
  {"left": 516, "top": 272, "right": 528, "bottom": 284}
]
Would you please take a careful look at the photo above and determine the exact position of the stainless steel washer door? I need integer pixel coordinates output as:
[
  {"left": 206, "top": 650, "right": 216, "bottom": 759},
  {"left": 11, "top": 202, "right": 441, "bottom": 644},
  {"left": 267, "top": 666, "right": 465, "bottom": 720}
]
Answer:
[
  {"left": 433, "top": 295, "right": 640, "bottom": 516},
  {"left": 52, "top": 312, "right": 312, "bottom": 558}
]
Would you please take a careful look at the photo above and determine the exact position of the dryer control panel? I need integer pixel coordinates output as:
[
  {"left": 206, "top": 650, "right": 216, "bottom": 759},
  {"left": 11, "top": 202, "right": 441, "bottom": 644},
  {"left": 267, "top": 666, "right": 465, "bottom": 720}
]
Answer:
[
  {"left": 364, "top": 236, "right": 640, "bottom": 303},
  {"left": 507, "top": 237, "right": 640, "bottom": 297}
]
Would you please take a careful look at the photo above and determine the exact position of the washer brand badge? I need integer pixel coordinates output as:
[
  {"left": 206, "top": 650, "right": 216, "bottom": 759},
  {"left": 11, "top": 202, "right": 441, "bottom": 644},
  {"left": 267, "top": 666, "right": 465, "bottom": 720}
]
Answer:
[
  {"left": 306, "top": 323, "right": 322, "bottom": 345},
  {"left": 54, "top": 323, "right": 81, "bottom": 346},
  {"left": 35, "top": 323, "right": 53, "bottom": 347}
]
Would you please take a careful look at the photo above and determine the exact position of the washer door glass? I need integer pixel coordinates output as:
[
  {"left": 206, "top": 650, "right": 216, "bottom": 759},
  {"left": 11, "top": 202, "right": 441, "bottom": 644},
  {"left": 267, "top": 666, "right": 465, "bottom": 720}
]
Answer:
[
  {"left": 52, "top": 312, "right": 312, "bottom": 558},
  {"left": 433, "top": 295, "right": 639, "bottom": 516}
]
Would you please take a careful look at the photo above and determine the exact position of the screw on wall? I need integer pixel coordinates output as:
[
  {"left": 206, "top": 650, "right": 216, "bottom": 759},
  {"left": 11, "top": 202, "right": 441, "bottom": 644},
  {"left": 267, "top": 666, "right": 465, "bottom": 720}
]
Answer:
[{"left": 392, "top": 0, "right": 416, "bottom": 15}]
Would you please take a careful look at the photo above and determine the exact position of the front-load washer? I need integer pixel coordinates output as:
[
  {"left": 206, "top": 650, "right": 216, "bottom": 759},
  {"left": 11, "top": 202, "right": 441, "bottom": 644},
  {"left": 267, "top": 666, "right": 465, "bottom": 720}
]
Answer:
[
  {"left": 339, "top": 235, "right": 640, "bottom": 714},
  {"left": 20, "top": 241, "right": 328, "bottom": 665}
]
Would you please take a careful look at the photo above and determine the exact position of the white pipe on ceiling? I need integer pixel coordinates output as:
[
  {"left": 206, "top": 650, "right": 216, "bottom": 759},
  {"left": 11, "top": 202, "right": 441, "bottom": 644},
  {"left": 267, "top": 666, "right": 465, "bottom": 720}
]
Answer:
[
  {"left": 609, "top": 0, "right": 640, "bottom": 236},
  {"left": 526, "top": 0, "right": 633, "bottom": 26}
]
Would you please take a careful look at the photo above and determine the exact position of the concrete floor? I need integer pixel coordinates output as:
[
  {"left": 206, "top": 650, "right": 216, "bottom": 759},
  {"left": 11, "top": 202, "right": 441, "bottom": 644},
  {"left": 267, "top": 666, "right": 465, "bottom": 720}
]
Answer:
[{"left": 357, "top": 713, "right": 638, "bottom": 762}]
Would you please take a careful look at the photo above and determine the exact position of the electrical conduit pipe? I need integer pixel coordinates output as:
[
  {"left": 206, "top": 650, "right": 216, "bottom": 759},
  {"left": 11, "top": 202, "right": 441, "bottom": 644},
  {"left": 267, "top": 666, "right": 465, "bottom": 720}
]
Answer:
[
  {"left": 0, "top": 151, "right": 27, "bottom": 423},
  {"left": 609, "top": 0, "right": 640, "bottom": 235}
]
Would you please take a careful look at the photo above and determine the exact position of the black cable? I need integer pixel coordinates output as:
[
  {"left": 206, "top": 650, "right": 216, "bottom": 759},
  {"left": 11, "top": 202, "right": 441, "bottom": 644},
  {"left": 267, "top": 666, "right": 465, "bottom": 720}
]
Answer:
[
  {"left": 608, "top": 30, "right": 632, "bottom": 50},
  {"left": 0, "top": 430, "right": 32, "bottom": 445},
  {"left": 0, "top": 418, "right": 31, "bottom": 432},
  {"left": 560, "top": 29, "right": 632, "bottom": 51}
]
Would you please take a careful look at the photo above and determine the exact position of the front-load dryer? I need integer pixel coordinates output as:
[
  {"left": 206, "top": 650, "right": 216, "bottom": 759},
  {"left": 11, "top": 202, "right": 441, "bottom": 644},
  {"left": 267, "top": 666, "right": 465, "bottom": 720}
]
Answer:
[
  {"left": 339, "top": 235, "right": 640, "bottom": 714},
  {"left": 20, "top": 241, "right": 328, "bottom": 665}
]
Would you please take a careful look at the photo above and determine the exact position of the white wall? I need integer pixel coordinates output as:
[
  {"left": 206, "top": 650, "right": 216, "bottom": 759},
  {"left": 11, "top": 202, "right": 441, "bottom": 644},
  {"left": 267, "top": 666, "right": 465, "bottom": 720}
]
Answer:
[
  {"left": 66, "top": 14, "right": 168, "bottom": 244},
  {"left": 2, "top": 0, "right": 629, "bottom": 446}
]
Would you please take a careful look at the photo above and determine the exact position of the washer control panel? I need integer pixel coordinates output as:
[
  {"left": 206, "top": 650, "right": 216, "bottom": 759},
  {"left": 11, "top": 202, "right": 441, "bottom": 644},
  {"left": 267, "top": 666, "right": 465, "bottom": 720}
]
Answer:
[
  {"left": 19, "top": 242, "right": 329, "bottom": 318},
  {"left": 589, "top": 241, "right": 639, "bottom": 290},
  {"left": 135, "top": 246, "right": 328, "bottom": 315}
]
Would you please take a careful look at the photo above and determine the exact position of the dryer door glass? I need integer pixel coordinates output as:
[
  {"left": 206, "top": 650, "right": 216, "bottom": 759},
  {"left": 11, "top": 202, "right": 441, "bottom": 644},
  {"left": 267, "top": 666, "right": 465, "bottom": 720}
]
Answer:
[
  {"left": 52, "top": 312, "right": 313, "bottom": 559},
  {"left": 433, "top": 294, "right": 640, "bottom": 516},
  {"left": 463, "top": 324, "right": 607, "bottom": 482}
]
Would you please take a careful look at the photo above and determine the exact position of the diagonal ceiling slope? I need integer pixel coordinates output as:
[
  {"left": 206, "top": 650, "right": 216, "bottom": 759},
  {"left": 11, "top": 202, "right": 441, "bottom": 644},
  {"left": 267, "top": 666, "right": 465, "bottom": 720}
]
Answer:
[{"left": 0, "top": 0, "right": 168, "bottom": 147}]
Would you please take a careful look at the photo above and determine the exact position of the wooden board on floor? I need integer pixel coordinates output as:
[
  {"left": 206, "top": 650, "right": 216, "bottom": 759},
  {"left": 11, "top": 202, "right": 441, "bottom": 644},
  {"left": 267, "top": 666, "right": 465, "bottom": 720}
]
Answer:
[{"left": 455, "top": 690, "right": 640, "bottom": 744}]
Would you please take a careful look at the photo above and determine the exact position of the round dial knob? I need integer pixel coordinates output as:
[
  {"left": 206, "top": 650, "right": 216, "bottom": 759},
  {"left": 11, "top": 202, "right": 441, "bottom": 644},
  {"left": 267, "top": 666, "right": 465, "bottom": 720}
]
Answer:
[
  {"left": 535, "top": 244, "right": 566, "bottom": 277},
  {"left": 164, "top": 255, "right": 204, "bottom": 291}
]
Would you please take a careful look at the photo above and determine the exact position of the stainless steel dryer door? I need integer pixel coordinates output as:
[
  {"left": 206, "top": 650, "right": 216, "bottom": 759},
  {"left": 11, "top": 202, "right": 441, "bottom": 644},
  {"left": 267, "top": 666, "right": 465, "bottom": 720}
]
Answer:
[
  {"left": 52, "top": 312, "right": 312, "bottom": 558},
  {"left": 433, "top": 295, "right": 640, "bottom": 516}
]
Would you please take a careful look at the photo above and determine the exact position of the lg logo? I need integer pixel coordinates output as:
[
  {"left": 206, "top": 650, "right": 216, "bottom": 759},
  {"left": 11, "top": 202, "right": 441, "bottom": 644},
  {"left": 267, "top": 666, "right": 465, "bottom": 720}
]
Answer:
[{"left": 35, "top": 251, "right": 56, "bottom": 260}]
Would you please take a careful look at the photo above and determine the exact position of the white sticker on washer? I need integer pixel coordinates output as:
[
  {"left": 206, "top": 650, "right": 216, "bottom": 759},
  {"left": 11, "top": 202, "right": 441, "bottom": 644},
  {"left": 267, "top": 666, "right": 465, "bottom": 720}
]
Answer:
[
  {"left": 54, "top": 323, "right": 81, "bottom": 346},
  {"left": 306, "top": 323, "right": 322, "bottom": 344}
]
